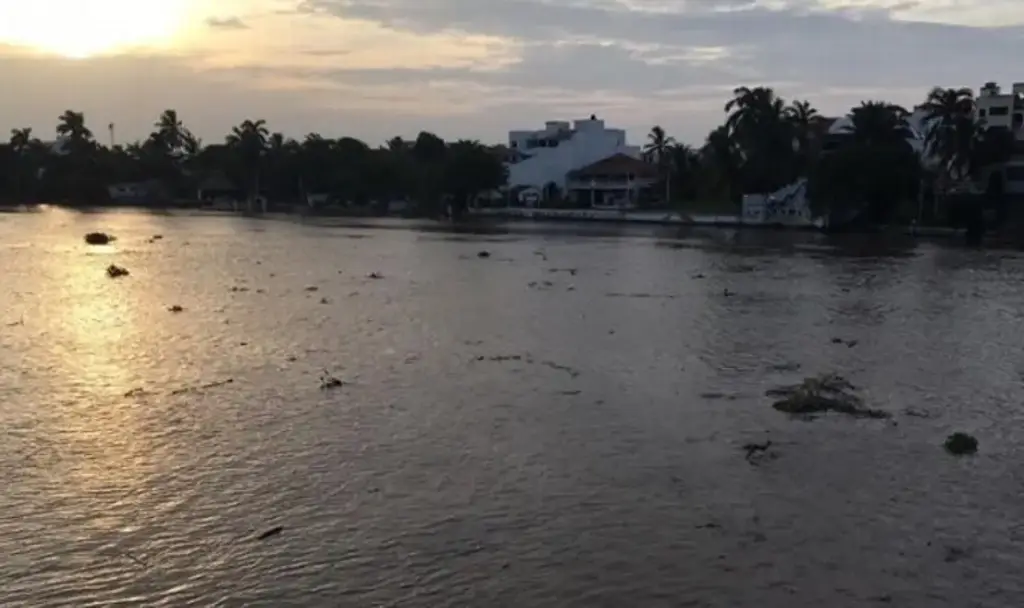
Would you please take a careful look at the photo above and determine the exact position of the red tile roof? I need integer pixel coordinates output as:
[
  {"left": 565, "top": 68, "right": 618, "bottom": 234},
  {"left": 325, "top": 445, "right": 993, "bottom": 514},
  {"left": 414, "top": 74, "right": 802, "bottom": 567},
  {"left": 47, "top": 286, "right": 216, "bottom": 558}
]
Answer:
[{"left": 567, "top": 154, "right": 659, "bottom": 179}]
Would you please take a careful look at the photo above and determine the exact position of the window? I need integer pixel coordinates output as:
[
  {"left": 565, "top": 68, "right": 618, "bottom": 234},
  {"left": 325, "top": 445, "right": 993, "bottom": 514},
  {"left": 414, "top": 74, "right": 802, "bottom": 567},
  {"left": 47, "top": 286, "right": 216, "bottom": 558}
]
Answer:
[
  {"left": 989, "top": 106, "right": 1009, "bottom": 116},
  {"left": 1006, "top": 166, "right": 1024, "bottom": 181},
  {"left": 979, "top": 109, "right": 987, "bottom": 117}
]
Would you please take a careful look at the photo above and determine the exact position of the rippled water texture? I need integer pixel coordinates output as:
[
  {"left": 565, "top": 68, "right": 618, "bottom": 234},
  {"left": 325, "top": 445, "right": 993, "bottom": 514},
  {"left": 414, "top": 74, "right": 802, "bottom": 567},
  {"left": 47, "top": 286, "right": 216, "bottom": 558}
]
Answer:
[{"left": 3, "top": 208, "right": 1024, "bottom": 607}]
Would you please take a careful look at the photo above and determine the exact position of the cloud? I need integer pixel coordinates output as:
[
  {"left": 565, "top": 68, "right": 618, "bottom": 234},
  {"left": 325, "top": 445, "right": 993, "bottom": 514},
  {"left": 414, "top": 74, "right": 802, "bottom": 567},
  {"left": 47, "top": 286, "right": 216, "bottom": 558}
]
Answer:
[
  {"left": 205, "top": 17, "right": 250, "bottom": 30},
  {"left": 2, "top": 0, "right": 1023, "bottom": 147}
]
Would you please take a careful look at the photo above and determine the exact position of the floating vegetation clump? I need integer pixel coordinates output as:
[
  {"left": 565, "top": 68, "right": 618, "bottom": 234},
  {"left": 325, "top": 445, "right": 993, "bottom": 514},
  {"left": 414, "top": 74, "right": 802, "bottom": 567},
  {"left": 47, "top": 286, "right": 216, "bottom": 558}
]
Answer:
[
  {"left": 85, "top": 232, "right": 114, "bottom": 245},
  {"left": 319, "top": 370, "right": 344, "bottom": 390},
  {"left": 944, "top": 432, "right": 978, "bottom": 455},
  {"left": 767, "top": 373, "right": 890, "bottom": 419},
  {"left": 106, "top": 264, "right": 129, "bottom": 278}
]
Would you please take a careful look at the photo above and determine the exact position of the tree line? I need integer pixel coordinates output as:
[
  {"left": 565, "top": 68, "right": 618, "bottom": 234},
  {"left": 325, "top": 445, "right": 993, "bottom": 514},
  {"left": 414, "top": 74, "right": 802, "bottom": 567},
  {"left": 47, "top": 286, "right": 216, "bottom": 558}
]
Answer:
[
  {"left": 642, "top": 86, "right": 1017, "bottom": 225},
  {"left": 0, "top": 85, "right": 1018, "bottom": 224},
  {"left": 0, "top": 111, "right": 508, "bottom": 216}
]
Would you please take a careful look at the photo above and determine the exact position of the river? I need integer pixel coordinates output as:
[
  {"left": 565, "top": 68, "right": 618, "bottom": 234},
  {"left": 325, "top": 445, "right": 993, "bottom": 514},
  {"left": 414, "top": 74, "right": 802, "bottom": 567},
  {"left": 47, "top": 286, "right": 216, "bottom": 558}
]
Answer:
[{"left": 3, "top": 208, "right": 1024, "bottom": 607}]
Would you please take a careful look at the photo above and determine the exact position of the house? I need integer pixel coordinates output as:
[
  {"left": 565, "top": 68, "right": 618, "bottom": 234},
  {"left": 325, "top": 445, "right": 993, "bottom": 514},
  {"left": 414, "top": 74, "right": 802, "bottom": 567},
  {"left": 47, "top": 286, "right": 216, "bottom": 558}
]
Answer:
[
  {"left": 975, "top": 82, "right": 1024, "bottom": 195},
  {"left": 504, "top": 115, "right": 643, "bottom": 199},
  {"left": 565, "top": 153, "right": 659, "bottom": 209},
  {"left": 107, "top": 179, "right": 168, "bottom": 204},
  {"left": 196, "top": 172, "right": 241, "bottom": 203}
]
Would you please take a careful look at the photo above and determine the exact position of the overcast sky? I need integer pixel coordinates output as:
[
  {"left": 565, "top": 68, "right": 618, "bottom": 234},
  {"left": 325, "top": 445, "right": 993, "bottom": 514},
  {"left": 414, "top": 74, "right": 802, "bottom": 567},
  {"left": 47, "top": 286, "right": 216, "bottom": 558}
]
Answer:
[{"left": 2, "top": 0, "right": 1022, "bottom": 147}]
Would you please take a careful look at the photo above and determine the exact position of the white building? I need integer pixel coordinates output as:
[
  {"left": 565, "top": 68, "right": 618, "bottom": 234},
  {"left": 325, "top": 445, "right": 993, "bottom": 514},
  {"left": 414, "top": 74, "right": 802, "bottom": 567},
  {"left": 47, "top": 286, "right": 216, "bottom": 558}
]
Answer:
[
  {"left": 976, "top": 82, "right": 1024, "bottom": 134},
  {"left": 505, "top": 115, "right": 642, "bottom": 196},
  {"left": 975, "top": 82, "right": 1024, "bottom": 194}
]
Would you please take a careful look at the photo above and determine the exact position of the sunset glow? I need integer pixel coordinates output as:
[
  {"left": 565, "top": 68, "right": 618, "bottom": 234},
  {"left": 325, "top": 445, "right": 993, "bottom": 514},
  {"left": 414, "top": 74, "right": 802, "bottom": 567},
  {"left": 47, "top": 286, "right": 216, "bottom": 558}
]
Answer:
[{"left": 0, "top": 0, "right": 190, "bottom": 58}]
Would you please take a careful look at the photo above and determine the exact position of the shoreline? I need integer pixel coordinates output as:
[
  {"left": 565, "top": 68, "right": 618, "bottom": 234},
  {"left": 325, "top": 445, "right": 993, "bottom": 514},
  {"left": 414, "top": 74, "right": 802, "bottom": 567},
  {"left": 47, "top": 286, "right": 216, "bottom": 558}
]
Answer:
[
  {"left": 0, "top": 203, "right": 964, "bottom": 238},
  {"left": 468, "top": 206, "right": 963, "bottom": 237}
]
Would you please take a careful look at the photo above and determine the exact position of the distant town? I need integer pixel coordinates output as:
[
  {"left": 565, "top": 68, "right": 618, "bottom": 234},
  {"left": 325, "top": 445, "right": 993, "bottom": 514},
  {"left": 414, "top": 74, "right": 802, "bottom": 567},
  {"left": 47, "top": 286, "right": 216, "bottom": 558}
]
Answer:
[{"left": 1, "top": 81, "right": 1022, "bottom": 238}]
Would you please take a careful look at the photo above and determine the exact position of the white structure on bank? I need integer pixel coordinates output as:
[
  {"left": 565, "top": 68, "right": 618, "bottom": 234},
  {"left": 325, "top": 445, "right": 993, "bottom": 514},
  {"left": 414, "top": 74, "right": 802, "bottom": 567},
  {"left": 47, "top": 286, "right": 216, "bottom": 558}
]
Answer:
[
  {"left": 505, "top": 115, "right": 642, "bottom": 193},
  {"left": 976, "top": 82, "right": 1024, "bottom": 133},
  {"left": 976, "top": 82, "right": 1024, "bottom": 194}
]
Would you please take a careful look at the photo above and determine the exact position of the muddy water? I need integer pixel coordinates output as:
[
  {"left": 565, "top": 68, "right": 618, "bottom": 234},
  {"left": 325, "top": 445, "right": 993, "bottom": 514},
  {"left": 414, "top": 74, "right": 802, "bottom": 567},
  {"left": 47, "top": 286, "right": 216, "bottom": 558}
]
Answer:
[{"left": 2, "top": 209, "right": 1024, "bottom": 607}]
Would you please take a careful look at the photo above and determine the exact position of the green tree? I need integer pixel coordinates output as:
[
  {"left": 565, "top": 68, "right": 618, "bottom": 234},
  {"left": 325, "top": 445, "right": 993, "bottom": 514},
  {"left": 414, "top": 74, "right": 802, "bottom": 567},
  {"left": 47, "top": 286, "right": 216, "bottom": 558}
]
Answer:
[
  {"left": 226, "top": 119, "right": 269, "bottom": 209},
  {"left": 442, "top": 139, "right": 507, "bottom": 218},
  {"left": 808, "top": 101, "right": 921, "bottom": 225},
  {"left": 643, "top": 125, "right": 676, "bottom": 203}
]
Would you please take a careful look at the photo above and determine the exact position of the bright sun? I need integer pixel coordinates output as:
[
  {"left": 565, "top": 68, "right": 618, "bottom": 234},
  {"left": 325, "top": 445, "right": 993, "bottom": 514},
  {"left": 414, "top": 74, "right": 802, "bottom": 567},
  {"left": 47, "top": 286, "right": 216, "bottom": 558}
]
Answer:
[{"left": 0, "top": 0, "right": 190, "bottom": 58}]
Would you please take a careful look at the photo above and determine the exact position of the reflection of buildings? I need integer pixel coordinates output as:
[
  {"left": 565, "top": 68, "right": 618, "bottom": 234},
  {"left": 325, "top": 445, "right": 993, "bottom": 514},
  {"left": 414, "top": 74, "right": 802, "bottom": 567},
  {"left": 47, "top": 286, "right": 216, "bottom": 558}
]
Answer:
[{"left": 504, "top": 115, "right": 651, "bottom": 207}]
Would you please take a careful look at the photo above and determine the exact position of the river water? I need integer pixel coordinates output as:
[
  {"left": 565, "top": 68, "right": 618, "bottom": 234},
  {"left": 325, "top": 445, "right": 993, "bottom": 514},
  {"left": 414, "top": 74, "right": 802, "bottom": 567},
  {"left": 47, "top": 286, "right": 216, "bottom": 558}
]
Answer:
[{"left": 2, "top": 208, "right": 1024, "bottom": 607}]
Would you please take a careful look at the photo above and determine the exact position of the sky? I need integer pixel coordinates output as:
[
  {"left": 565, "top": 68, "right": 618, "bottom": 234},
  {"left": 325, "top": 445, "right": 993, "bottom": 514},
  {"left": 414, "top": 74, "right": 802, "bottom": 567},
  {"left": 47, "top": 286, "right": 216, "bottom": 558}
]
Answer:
[{"left": 1, "top": 0, "right": 1023, "bottom": 148}]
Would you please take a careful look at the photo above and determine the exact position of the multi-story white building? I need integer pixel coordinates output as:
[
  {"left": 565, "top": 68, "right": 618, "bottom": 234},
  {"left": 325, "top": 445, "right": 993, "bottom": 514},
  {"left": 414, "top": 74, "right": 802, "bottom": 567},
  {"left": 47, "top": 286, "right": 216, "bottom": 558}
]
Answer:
[
  {"left": 505, "top": 115, "right": 643, "bottom": 199},
  {"left": 976, "top": 82, "right": 1024, "bottom": 134},
  {"left": 975, "top": 82, "right": 1024, "bottom": 195}
]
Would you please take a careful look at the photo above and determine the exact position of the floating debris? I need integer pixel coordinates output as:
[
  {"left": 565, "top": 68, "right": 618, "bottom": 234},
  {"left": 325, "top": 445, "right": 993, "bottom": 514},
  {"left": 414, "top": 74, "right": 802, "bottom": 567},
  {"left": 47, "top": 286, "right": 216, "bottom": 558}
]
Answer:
[
  {"left": 477, "top": 250, "right": 491, "bottom": 258},
  {"left": 605, "top": 292, "right": 678, "bottom": 299},
  {"left": 944, "top": 432, "right": 978, "bottom": 455},
  {"left": 305, "top": 286, "right": 318, "bottom": 292},
  {"left": 106, "top": 264, "right": 129, "bottom": 278},
  {"left": 170, "top": 378, "right": 234, "bottom": 396},
  {"left": 366, "top": 272, "right": 383, "bottom": 279},
  {"left": 168, "top": 305, "right": 184, "bottom": 313},
  {"left": 475, "top": 354, "right": 525, "bottom": 362},
  {"left": 540, "top": 360, "right": 580, "bottom": 378},
  {"left": 319, "top": 371, "right": 344, "bottom": 389},
  {"left": 767, "top": 373, "right": 890, "bottom": 419},
  {"left": 742, "top": 440, "right": 773, "bottom": 463},
  {"left": 320, "top": 297, "right": 329, "bottom": 304},
  {"left": 256, "top": 526, "right": 283, "bottom": 541},
  {"left": 230, "top": 286, "right": 249, "bottom": 292},
  {"left": 152, "top": 234, "right": 163, "bottom": 240},
  {"left": 548, "top": 267, "right": 577, "bottom": 275},
  {"left": 85, "top": 232, "right": 114, "bottom": 245},
  {"left": 831, "top": 337, "right": 859, "bottom": 348}
]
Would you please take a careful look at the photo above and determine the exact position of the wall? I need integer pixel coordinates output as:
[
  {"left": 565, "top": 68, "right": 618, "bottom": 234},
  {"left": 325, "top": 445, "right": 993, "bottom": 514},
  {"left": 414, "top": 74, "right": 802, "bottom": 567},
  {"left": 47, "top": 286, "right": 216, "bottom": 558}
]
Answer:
[{"left": 506, "top": 118, "right": 642, "bottom": 190}]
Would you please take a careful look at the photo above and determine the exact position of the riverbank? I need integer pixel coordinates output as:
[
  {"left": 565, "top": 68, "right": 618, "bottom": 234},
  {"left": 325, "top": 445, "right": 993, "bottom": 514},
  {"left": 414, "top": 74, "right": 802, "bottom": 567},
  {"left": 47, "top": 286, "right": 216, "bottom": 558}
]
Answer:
[{"left": 469, "top": 206, "right": 963, "bottom": 237}]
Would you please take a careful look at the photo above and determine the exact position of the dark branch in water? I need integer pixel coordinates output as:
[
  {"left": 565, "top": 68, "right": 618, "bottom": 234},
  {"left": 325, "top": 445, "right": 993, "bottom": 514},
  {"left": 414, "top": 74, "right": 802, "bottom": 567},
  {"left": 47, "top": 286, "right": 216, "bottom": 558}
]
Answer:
[
  {"left": 256, "top": 526, "right": 283, "bottom": 540},
  {"left": 169, "top": 378, "right": 234, "bottom": 396}
]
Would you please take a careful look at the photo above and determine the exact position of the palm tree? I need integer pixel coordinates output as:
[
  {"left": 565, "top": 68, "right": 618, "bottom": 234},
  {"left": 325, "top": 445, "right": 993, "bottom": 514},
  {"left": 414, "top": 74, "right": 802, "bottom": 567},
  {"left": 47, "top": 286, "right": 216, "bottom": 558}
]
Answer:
[
  {"left": 842, "top": 101, "right": 913, "bottom": 147},
  {"left": 919, "top": 87, "right": 978, "bottom": 183},
  {"left": 155, "top": 109, "right": 186, "bottom": 155},
  {"left": 56, "top": 110, "right": 93, "bottom": 144},
  {"left": 668, "top": 143, "right": 701, "bottom": 202},
  {"left": 701, "top": 125, "right": 740, "bottom": 203},
  {"left": 785, "top": 100, "right": 819, "bottom": 172},
  {"left": 10, "top": 128, "right": 34, "bottom": 154},
  {"left": 8, "top": 128, "right": 40, "bottom": 201},
  {"left": 643, "top": 126, "right": 676, "bottom": 203},
  {"left": 725, "top": 86, "right": 786, "bottom": 140},
  {"left": 724, "top": 86, "right": 795, "bottom": 192},
  {"left": 227, "top": 119, "right": 269, "bottom": 210}
]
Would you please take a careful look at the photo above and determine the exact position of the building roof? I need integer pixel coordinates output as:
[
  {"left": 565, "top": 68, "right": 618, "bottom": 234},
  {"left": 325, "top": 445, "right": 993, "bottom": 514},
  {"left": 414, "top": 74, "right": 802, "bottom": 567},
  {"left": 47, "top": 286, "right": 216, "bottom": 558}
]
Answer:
[
  {"left": 197, "top": 172, "right": 237, "bottom": 191},
  {"left": 567, "top": 153, "right": 658, "bottom": 179}
]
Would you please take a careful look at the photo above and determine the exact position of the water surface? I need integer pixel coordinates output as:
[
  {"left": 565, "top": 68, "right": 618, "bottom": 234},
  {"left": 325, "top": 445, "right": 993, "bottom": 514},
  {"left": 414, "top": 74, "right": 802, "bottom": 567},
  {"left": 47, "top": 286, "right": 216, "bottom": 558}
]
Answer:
[{"left": 3, "top": 209, "right": 1024, "bottom": 607}]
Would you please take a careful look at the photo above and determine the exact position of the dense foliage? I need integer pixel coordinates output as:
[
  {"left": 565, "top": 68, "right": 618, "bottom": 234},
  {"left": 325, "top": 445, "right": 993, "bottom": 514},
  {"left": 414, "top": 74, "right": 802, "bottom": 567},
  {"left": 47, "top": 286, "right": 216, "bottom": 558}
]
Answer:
[
  {"left": 642, "top": 86, "right": 1016, "bottom": 224},
  {"left": 0, "top": 110, "right": 507, "bottom": 216},
  {"left": 0, "top": 84, "right": 1016, "bottom": 225}
]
